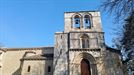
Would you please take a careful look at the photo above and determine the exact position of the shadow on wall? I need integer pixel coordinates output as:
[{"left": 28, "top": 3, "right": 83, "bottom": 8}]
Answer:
[
  {"left": 12, "top": 57, "right": 25, "bottom": 75},
  {"left": 12, "top": 58, "right": 24, "bottom": 75},
  {"left": 12, "top": 68, "right": 21, "bottom": 75},
  {"left": 45, "top": 59, "right": 53, "bottom": 75},
  {"left": 53, "top": 49, "right": 62, "bottom": 72},
  {"left": 12, "top": 52, "right": 33, "bottom": 75}
]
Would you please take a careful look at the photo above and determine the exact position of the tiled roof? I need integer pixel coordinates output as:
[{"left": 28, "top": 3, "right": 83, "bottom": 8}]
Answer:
[
  {"left": 106, "top": 46, "right": 121, "bottom": 55},
  {"left": 0, "top": 48, "right": 6, "bottom": 52},
  {"left": 21, "top": 54, "right": 53, "bottom": 60},
  {"left": 1, "top": 46, "right": 54, "bottom": 51}
]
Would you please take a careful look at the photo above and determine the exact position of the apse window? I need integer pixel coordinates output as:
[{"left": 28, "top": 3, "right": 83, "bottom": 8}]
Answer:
[
  {"left": 48, "top": 66, "right": 51, "bottom": 72},
  {"left": 81, "top": 34, "right": 89, "bottom": 48},
  {"left": 74, "top": 15, "right": 80, "bottom": 28},
  {"left": 84, "top": 15, "right": 91, "bottom": 29},
  {"left": 27, "top": 66, "right": 31, "bottom": 72}
]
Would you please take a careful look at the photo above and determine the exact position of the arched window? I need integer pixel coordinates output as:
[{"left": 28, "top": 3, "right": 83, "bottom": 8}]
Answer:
[
  {"left": 48, "top": 66, "right": 51, "bottom": 72},
  {"left": 74, "top": 15, "right": 80, "bottom": 28},
  {"left": 27, "top": 66, "right": 31, "bottom": 72},
  {"left": 81, "top": 59, "right": 91, "bottom": 75},
  {"left": 84, "top": 15, "right": 91, "bottom": 29},
  {"left": 81, "top": 34, "right": 89, "bottom": 48}
]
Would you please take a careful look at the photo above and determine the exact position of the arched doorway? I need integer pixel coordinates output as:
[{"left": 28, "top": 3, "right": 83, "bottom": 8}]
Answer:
[
  {"left": 70, "top": 52, "right": 98, "bottom": 75},
  {"left": 81, "top": 59, "right": 91, "bottom": 75}
]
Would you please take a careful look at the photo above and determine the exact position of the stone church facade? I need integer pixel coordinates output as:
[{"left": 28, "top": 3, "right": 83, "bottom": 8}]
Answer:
[{"left": 0, "top": 11, "right": 124, "bottom": 75}]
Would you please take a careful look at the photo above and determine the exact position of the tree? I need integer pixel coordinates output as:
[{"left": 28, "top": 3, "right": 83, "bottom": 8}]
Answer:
[
  {"left": 122, "top": 12, "right": 134, "bottom": 51},
  {"left": 100, "top": 0, "right": 134, "bottom": 22},
  {"left": 116, "top": 11, "right": 134, "bottom": 75},
  {"left": 121, "top": 12, "right": 134, "bottom": 62},
  {"left": 100, "top": 0, "right": 134, "bottom": 74}
]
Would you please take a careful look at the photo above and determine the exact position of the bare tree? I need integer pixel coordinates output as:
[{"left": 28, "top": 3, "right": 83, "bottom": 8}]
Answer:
[
  {"left": 100, "top": 0, "right": 134, "bottom": 22},
  {"left": 114, "top": 10, "right": 134, "bottom": 75},
  {"left": 100, "top": 0, "right": 134, "bottom": 74}
]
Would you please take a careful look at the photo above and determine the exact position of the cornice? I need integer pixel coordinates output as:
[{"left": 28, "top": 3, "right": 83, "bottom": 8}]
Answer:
[
  {"left": 20, "top": 54, "right": 53, "bottom": 61},
  {"left": 0, "top": 48, "right": 7, "bottom": 52},
  {"left": 69, "top": 31, "right": 104, "bottom": 33},
  {"left": 69, "top": 48, "right": 101, "bottom": 51},
  {"left": 65, "top": 10, "right": 99, "bottom": 13},
  {"left": 2, "top": 47, "right": 54, "bottom": 51}
]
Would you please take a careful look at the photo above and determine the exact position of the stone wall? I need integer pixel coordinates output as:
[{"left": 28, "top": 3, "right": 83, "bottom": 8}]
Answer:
[
  {"left": 69, "top": 51, "right": 101, "bottom": 75},
  {"left": 21, "top": 60, "right": 53, "bottom": 75},
  {"left": 104, "top": 50, "right": 124, "bottom": 75},
  {"left": 64, "top": 11, "right": 102, "bottom": 33},
  {"left": 69, "top": 32, "right": 104, "bottom": 49},
  {"left": 1, "top": 47, "right": 53, "bottom": 75},
  {"left": 2, "top": 49, "right": 41, "bottom": 75},
  {"left": 53, "top": 32, "right": 69, "bottom": 75},
  {"left": 54, "top": 11, "right": 124, "bottom": 75},
  {"left": 0, "top": 49, "right": 6, "bottom": 75}
]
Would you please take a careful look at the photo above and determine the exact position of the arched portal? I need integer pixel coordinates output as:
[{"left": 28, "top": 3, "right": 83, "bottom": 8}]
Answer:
[
  {"left": 81, "top": 59, "right": 91, "bottom": 75},
  {"left": 70, "top": 52, "right": 98, "bottom": 75}
]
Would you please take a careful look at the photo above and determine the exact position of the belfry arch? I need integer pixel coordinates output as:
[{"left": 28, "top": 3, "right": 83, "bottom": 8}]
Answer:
[
  {"left": 70, "top": 52, "right": 98, "bottom": 75},
  {"left": 72, "top": 13, "right": 82, "bottom": 29}
]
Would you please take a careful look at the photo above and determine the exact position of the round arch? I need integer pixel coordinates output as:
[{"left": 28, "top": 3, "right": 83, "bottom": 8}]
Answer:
[
  {"left": 79, "top": 34, "right": 90, "bottom": 48},
  {"left": 71, "top": 13, "right": 82, "bottom": 28},
  {"left": 82, "top": 13, "right": 92, "bottom": 18},
  {"left": 82, "top": 13, "right": 93, "bottom": 28},
  {"left": 72, "top": 13, "right": 82, "bottom": 18},
  {"left": 73, "top": 52, "right": 96, "bottom": 64},
  {"left": 71, "top": 52, "right": 98, "bottom": 75}
]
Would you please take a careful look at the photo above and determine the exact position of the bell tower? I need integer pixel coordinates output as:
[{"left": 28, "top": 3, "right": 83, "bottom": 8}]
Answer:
[
  {"left": 64, "top": 11, "right": 103, "bottom": 33},
  {"left": 64, "top": 11, "right": 104, "bottom": 49},
  {"left": 53, "top": 11, "right": 105, "bottom": 75}
]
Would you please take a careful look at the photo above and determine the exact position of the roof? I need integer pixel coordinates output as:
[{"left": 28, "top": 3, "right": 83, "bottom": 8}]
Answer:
[
  {"left": 21, "top": 54, "right": 53, "bottom": 60},
  {"left": 0, "top": 48, "right": 6, "bottom": 52},
  {"left": 1, "top": 46, "right": 54, "bottom": 51},
  {"left": 106, "top": 46, "right": 121, "bottom": 55},
  {"left": 65, "top": 10, "right": 99, "bottom": 13}
]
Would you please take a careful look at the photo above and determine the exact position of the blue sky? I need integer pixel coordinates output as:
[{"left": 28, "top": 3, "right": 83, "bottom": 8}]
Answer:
[{"left": 0, "top": 0, "right": 116, "bottom": 48}]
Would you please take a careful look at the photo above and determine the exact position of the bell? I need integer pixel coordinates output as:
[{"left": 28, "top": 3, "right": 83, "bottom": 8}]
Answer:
[
  {"left": 75, "top": 21, "right": 79, "bottom": 24},
  {"left": 75, "top": 19, "right": 79, "bottom": 24},
  {"left": 85, "top": 19, "right": 88, "bottom": 23}
]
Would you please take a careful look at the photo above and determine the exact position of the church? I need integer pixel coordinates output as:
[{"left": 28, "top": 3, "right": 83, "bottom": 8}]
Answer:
[{"left": 0, "top": 11, "right": 124, "bottom": 75}]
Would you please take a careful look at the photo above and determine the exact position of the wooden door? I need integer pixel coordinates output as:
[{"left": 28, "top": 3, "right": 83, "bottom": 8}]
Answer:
[{"left": 81, "top": 59, "right": 91, "bottom": 75}]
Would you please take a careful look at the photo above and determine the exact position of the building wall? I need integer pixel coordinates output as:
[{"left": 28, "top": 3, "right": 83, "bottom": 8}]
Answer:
[
  {"left": 54, "top": 11, "right": 124, "bottom": 75},
  {"left": 1, "top": 47, "right": 54, "bottom": 75},
  {"left": 104, "top": 50, "right": 124, "bottom": 75},
  {"left": 69, "top": 32, "right": 104, "bottom": 49},
  {"left": 69, "top": 50, "right": 124, "bottom": 75},
  {"left": 53, "top": 33, "right": 69, "bottom": 75},
  {"left": 68, "top": 31, "right": 104, "bottom": 75},
  {"left": 0, "top": 49, "right": 6, "bottom": 75},
  {"left": 69, "top": 51, "right": 101, "bottom": 75},
  {"left": 64, "top": 11, "right": 102, "bottom": 32},
  {"left": 2, "top": 49, "right": 42, "bottom": 75},
  {"left": 21, "top": 60, "right": 53, "bottom": 75}
]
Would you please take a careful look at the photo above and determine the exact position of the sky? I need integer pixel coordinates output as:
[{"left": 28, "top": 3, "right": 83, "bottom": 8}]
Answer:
[{"left": 0, "top": 0, "right": 116, "bottom": 48}]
